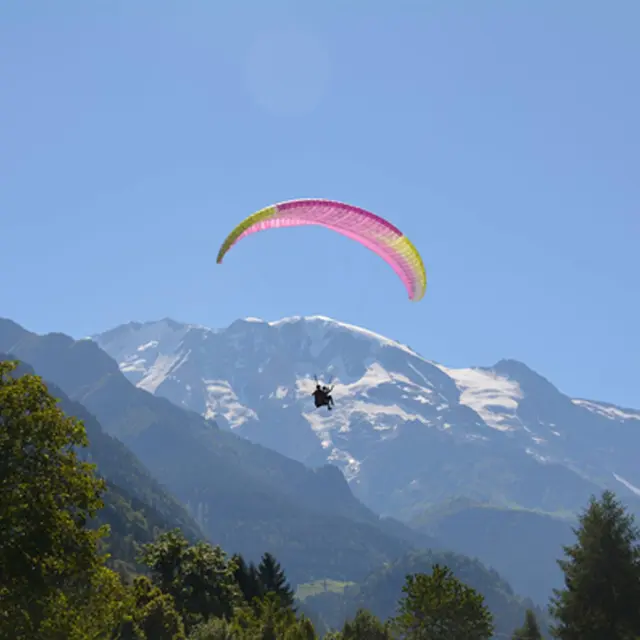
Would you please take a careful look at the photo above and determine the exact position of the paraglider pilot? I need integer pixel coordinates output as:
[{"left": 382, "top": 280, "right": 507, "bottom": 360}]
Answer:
[{"left": 313, "top": 383, "right": 334, "bottom": 411}]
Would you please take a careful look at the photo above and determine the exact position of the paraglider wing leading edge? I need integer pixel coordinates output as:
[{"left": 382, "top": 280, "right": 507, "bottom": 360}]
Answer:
[{"left": 216, "top": 199, "right": 427, "bottom": 301}]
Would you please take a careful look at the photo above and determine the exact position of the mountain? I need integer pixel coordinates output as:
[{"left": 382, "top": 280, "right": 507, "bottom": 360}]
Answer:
[
  {"left": 409, "top": 498, "right": 576, "bottom": 605},
  {"left": 302, "top": 549, "right": 551, "bottom": 639},
  {"left": 93, "top": 315, "right": 640, "bottom": 523},
  {"left": 0, "top": 318, "right": 436, "bottom": 586},
  {"left": 1, "top": 354, "right": 204, "bottom": 576}
]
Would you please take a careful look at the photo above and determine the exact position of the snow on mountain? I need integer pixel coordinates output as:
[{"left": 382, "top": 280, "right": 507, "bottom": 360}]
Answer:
[
  {"left": 436, "top": 365, "right": 524, "bottom": 432},
  {"left": 572, "top": 399, "right": 640, "bottom": 423},
  {"left": 95, "top": 318, "right": 193, "bottom": 388},
  {"left": 93, "top": 315, "right": 640, "bottom": 519}
]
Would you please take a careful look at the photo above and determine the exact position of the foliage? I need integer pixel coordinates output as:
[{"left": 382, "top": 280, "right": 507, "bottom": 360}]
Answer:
[
  {"left": 0, "top": 360, "right": 121, "bottom": 638},
  {"left": 113, "top": 575, "right": 186, "bottom": 640},
  {"left": 326, "top": 608, "right": 393, "bottom": 639},
  {"left": 232, "top": 554, "right": 264, "bottom": 604},
  {"left": 139, "top": 529, "right": 240, "bottom": 632},
  {"left": 392, "top": 564, "right": 494, "bottom": 639},
  {"left": 0, "top": 355, "right": 203, "bottom": 579},
  {"left": 258, "top": 551, "right": 296, "bottom": 610},
  {"left": 234, "top": 551, "right": 297, "bottom": 608},
  {"left": 512, "top": 608, "right": 543, "bottom": 639},
  {"left": 230, "top": 592, "right": 316, "bottom": 639},
  {"left": 549, "top": 489, "right": 640, "bottom": 640},
  {"left": 188, "top": 615, "right": 239, "bottom": 639}
]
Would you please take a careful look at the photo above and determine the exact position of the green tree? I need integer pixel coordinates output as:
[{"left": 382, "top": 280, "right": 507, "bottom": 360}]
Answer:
[
  {"left": 231, "top": 593, "right": 316, "bottom": 639},
  {"left": 40, "top": 564, "right": 128, "bottom": 639},
  {"left": 393, "top": 564, "right": 494, "bottom": 640},
  {"left": 113, "top": 576, "right": 185, "bottom": 640},
  {"left": 339, "top": 608, "right": 393, "bottom": 639},
  {"left": 549, "top": 490, "right": 640, "bottom": 640},
  {"left": 139, "top": 529, "right": 190, "bottom": 594},
  {"left": 512, "top": 609, "right": 543, "bottom": 639},
  {"left": 0, "top": 361, "right": 122, "bottom": 638},
  {"left": 258, "top": 552, "right": 295, "bottom": 610},
  {"left": 139, "top": 529, "right": 239, "bottom": 632},
  {"left": 232, "top": 554, "right": 264, "bottom": 604},
  {"left": 188, "top": 616, "right": 238, "bottom": 639}
]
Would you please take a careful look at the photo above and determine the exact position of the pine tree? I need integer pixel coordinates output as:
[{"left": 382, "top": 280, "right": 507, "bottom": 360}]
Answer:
[
  {"left": 258, "top": 552, "right": 295, "bottom": 610},
  {"left": 549, "top": 490, "right": 640, "bottom": 639},
  {"left": 232, "top": 553, "right": 264, "bottom": 604},
  {"left": 512, "top": 609, "right": 543, "bottom": 639}
]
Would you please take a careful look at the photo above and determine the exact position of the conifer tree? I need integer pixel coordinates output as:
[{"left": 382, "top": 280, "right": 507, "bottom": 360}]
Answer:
[
  {"left": 549, "top": 490, "right": 640, "bottom": 639},
  {"left": 232, "top": 553, "right": 264, "bottom": 604},
  {"left": 258, "top": 552, "right": 295, "bottom": 609},
  {"left": 512, "top": 608, "right": 543, "bottom": 639}
]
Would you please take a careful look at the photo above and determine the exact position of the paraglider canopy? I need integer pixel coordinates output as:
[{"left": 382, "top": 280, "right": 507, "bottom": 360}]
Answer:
[{"left": 216, "top": 198, "right": 427, "bottom": 301}]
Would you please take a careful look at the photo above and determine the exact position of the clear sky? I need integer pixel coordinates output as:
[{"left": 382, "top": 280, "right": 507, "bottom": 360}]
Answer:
[{"left": 1, "top": 1, "right": 638, "bottom": 408}]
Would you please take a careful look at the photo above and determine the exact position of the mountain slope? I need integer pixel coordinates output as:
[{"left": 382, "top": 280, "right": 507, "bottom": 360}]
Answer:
[
  {"left": 0, "top": 319, "right": 435, "bottom": 585},
  {"left": 409, "top": 498, "right": 576, "bottom": 605},
  {"left": 1, "top": 354, "right": 204, "bottom": 575},
  {"left": 93, "top": 315, "right": 640, "bottom": 521},
  {"left": 303, "top": 549, "right": 550, "bottom": 639}
]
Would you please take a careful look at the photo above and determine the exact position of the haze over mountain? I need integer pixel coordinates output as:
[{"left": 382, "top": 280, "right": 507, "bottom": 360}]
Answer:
[
  {"left": 95, "top": 315, "right": 640, "bottom": 523},
  {"left": 0, "top": 317, "right": 438, "bottom": 587}
]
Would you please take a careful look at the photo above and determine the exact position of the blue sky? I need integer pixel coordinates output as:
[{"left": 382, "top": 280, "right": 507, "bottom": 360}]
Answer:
[{"left": 1, "top": 1, "right": 638, "bottom": 408}]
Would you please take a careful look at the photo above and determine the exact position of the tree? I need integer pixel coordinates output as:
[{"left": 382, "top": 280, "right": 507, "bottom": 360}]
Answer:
[
  {"left": 338, "top": 608, "right": 393, "bottom": 639},
  {"left": 40, "top": 564, "right": 128, "bottom": 639},
  {"left": 139, "top": 530, "right": 239, "bottom": 632},
  {"left": 231, "top": 592, "right": 316, "bottom": 639},
  {"left": 0, "top": 361, "right": 121, "bottom": 638},
  {"left": 113, "top": 576, "right": 185, "bottom": 640},
  {"left": 549, "top": 490, "right": 640, "bottom": 640},
  {"left": 188, "top": 616, "right": 238, "bottom": 639},
  {"left": 232, "top": 554, "right": 264, "bottom": 604},
  {"left": 140, "top": 529, "right": 190, "bottom": 593},
  {"left": 393, "top": 564, "right": 494, "bottom": 640},
  {"left": 512, "top": 609, "right": 543, "bottom": 639},
  {"left": 258, "top": 552, "right": 295, "bottom": 610}
]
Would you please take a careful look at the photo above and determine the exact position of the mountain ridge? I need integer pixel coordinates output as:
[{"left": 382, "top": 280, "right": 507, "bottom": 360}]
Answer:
[{"left": 92, "top": 314, "right": 640, "bottom": 521}]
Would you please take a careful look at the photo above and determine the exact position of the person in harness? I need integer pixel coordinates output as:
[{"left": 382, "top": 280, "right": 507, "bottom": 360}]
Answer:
[{"left": 312, "top": 380, "right": 335, "bottom": 411}]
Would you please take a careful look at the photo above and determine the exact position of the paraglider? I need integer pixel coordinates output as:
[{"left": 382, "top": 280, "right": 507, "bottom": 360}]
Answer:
[
  {"left": 216, "top": 198, "right": 426, "bottom": 410},
  {"left": 216, "top": 199, "right": 427, "bottom": 301}
]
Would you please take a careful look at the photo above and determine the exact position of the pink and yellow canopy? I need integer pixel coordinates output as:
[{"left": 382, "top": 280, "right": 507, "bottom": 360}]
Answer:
[{"left": 216, "top": 198, "right": 427, "bottom": 301}]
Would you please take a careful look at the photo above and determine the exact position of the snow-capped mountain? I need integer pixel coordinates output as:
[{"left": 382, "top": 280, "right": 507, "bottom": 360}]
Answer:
[{"left": 94, "top": 315, "right": 640, "bottom": 519}]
